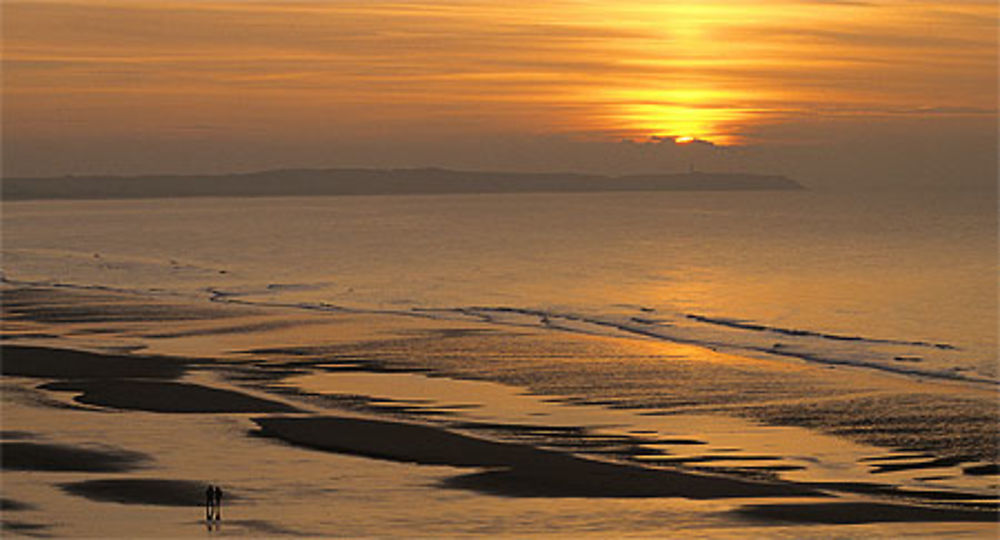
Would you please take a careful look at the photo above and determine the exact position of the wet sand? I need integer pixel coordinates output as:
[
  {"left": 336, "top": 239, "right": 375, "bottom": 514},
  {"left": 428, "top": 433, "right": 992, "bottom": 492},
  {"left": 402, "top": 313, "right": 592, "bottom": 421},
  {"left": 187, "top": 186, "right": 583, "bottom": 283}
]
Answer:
[
  {"left": 3, "top": 341, "right": 994, "bottom": 525},
  {"left": 2, "top": 289, "right": 998, "bottom": 536},
  {"left": 736, "top": 502, "right": 999, "bottom": 524}
]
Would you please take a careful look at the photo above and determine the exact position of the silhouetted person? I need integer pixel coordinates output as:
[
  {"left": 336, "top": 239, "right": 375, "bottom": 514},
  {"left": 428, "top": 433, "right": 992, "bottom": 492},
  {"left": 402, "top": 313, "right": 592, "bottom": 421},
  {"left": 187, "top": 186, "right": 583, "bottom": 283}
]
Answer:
[
  {"left": 205, "top": 484, "right": 215, "bottom": 521},
  {"left": 213, "top": 485, "right": 223, "bottom": 520}
]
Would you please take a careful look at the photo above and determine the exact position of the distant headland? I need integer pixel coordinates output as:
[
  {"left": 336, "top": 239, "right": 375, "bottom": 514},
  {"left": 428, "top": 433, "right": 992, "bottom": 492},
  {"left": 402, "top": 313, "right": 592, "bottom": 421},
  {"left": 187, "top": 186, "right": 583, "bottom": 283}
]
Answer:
[{"left": 2, "top": 167, "right": 803, "bottom": 200}]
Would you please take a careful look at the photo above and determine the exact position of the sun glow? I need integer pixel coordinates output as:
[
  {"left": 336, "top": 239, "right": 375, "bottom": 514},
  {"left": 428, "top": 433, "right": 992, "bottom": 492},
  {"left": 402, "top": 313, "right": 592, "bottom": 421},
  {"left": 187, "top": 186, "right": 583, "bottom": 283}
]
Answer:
[
  {"left": 613, "top": 103, "right": 753, "bottom": 146},
  {"left": 3, "top": 0, "right": 997, "bottom": 172},
  {"left": 601, "top": 87, "right": 760, "bottom": 146}
]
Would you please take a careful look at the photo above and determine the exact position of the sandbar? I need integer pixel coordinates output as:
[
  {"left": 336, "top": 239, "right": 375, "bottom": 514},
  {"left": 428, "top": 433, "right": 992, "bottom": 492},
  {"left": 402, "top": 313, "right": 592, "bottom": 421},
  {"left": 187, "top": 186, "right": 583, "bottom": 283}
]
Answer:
[
  {"left": 253, "top": 416, "right": 820, "bottom": 499},
  {"left": 40, "top": 379, "right": 300, "bottom": 413},
  {"left": 0, "top": 498, "right": 36, "bottom": 511},
  {"left": 1, "top": 441, "right": 149, "bottom": 472},
  {"left": 59, "top": 479, "right": 212, "bottom": 507},
  {"left": 1, "top": 345, "right": 187, "bottom": 380}
]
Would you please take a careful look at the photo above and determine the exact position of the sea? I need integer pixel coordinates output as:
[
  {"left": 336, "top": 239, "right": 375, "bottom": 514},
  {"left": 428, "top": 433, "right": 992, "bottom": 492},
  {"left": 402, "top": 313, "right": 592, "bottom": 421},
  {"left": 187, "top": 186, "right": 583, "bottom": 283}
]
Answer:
[
  {"left": 2, "top": 186, "right": 997, "bottom": 536},
  {"left": 4, "top": 188, "right": 996, "bottom": 381}
]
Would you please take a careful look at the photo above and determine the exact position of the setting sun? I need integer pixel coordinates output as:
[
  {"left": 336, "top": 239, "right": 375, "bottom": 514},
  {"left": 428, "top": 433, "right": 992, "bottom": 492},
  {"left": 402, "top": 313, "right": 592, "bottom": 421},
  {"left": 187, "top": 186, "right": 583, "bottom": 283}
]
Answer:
[{"left": 4, "top": 0, "right": 995, "bottom": 174}]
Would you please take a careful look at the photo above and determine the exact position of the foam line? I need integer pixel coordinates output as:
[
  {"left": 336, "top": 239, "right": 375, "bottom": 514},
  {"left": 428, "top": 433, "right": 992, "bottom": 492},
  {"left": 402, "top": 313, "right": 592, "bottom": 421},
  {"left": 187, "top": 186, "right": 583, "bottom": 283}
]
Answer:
[
  {"left": 686, "top": 314, "right": 956, "bottom": 350},
  {"left": 3, "top": 278, "right": 993, "bottom": 386}
]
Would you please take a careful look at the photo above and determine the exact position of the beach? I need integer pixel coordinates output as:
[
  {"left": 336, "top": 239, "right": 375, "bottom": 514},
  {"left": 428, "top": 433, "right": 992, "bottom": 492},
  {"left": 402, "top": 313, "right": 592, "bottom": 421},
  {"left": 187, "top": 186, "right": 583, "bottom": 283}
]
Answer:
[{"left": 2, "top": 279, "right": 997, "bottom": 537}]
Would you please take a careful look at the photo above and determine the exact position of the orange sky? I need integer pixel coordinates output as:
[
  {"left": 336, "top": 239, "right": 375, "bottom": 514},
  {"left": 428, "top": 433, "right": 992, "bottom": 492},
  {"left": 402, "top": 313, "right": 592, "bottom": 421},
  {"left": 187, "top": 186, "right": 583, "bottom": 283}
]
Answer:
[{"left": 3, "top": 1, "right": 997, "bottom": 183}]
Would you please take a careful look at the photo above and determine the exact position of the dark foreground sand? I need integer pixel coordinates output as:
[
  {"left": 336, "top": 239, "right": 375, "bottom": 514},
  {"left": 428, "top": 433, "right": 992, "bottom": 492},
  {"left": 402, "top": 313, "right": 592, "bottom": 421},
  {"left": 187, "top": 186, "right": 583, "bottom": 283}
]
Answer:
[
  {"left": 1, "top": 345, "right": 187, "bottom": 380},
  {"left": 253, "top": 416, "right": 820, "bottom": 499},
  {"left": 252, "top": 416, "right": 999, "bottom": 523},
  {"left": 1, "top": 344, "right": 299, "bottom": 413},
  {"left": 58, "top": 479, "right": 214, "bottom": 507},
  {"left": 1, "top": 441, "right": 149, "bottom": 472},
  {"left": 40, "top": 379, "right": 300, "bottom": 413},
  {"left": 0, "top": 498, "right": 35, "bottom": 511}
]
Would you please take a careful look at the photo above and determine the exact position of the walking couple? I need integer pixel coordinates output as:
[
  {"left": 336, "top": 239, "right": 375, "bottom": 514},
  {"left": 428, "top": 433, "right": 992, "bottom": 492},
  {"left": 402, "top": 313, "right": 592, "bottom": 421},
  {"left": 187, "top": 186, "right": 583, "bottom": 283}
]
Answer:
[{"left": 205, "top": 484, "right": 224, "bottom": 522}]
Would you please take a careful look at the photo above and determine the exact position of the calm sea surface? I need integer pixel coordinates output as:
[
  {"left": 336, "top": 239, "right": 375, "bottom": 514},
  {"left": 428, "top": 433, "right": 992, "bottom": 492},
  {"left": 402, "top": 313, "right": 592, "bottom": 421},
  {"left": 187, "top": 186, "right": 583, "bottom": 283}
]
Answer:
[{"left": 3, "top": 188, "right": 996, "bottom": 381}]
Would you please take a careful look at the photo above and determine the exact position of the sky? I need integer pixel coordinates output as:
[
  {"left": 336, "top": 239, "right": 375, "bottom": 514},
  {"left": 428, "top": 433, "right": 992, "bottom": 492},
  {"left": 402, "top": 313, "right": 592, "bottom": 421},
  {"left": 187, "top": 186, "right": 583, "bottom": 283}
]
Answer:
[{"left": 3, "top": 0, "right": 997, "bottom": 188}]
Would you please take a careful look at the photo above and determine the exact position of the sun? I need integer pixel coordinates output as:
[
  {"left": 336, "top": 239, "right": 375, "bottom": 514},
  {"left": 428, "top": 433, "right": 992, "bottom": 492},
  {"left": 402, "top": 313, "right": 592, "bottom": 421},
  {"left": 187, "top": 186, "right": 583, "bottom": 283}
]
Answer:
[{"left": 603, "top": 94, "right": 747, "bottom": 146}]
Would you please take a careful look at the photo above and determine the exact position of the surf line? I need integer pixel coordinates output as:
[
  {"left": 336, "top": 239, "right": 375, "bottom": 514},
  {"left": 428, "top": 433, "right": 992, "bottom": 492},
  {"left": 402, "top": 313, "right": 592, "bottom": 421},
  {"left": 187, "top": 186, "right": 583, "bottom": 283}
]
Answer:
[
  {"left": 686, "top": 314, "right": 956, "bottom": 350},
  {"left": 5, "top": 276, "right": 993, "bottom": 387},
  {"left": 431, "top": 306, "right": 996, "bottom": 387}
]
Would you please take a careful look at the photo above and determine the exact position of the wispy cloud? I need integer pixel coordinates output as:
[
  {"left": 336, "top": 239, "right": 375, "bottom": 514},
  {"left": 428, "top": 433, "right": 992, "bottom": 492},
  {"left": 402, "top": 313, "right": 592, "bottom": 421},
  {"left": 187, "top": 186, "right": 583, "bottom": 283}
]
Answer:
[{"left": 4, "top": 0, "right": 996, "bottom": 146}]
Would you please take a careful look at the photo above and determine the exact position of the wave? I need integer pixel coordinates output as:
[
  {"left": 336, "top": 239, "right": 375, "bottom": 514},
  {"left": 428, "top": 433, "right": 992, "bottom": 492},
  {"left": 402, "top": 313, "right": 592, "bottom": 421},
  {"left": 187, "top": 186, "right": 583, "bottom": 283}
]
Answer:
[
  {"left": 3, "top": 277, "right": 993, "bottom": 386},
  {"left": 409, "top": 306, "right": 992, "bottom": 386},
  {"left": 685, "top": 314, "right": 956, "bottom": 350},
  {"left": 1, "top": 274, "right": 186, "bottom": 299}
]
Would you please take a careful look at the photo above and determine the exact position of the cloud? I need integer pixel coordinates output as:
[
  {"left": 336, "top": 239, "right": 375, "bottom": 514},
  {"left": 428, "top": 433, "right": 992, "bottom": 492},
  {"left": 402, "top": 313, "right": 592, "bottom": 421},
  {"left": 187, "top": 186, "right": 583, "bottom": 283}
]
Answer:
[
  {"left": 643, "top": 136, "right": 721, "bottom": 148},
  {"left": 3, "top": 0, "right": 996, "bottom": 181}
]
